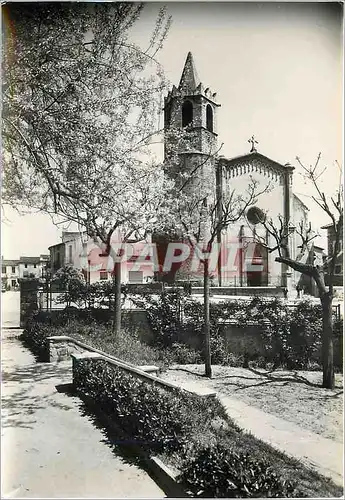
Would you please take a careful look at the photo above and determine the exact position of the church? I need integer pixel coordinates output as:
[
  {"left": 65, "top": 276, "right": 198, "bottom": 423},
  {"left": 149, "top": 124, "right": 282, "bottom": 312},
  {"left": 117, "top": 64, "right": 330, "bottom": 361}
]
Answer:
[{"left": 162, "top": 52, "right": 315, "bottom": 294}]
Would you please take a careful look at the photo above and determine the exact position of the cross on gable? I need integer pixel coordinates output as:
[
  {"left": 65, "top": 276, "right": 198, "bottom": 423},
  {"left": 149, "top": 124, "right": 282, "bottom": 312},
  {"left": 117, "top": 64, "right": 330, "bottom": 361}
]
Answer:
[{"left": 248, "top": 135, "right": 258, "bottom": 153}]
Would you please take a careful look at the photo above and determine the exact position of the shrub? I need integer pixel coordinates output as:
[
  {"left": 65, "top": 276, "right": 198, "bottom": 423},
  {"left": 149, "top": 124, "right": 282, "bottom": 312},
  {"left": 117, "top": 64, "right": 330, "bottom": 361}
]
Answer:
[
  {"left": 21, "top": 320, "right": 51, "bottom": 361},
  {"left": 167, "top": 343, "right": 203, "bottom": 364},
  {"left": 178, "top": 444, "right": 301, "bottom": 498},
  {"left": 136, "top": 292, "right": 343, "bottom": 370},
  {"left": 74, "top": 358, "right": 226, "bottom": 452},
  {"left": 140, "top": 290, "right": 184, "bottom": 347},
  {"left": 21, "top": 310, "right": 203, "bottom": 367}
]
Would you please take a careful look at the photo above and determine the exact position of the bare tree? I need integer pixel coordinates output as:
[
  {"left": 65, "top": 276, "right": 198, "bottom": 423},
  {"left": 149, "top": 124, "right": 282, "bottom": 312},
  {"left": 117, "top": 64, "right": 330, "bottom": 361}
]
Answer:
[
  {"left": 165, "top": 136, "right": 271, "bottom": 377},
  {"left": 256, "top": 154, "right": 343, "bottom": 389}
]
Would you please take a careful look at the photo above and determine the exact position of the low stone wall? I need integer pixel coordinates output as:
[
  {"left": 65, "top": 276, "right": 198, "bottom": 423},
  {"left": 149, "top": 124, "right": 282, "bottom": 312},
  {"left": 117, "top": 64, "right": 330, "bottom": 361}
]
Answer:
[
  {"left": 72, "top": 351, "right": 216, "bottom": 398},
  {"left": 126, "top": 283, "right": 164, "bottom": 293},
  {"left": 47, "top": 335, "right": 142, "bottom": 365},
  {"left": 48, "top": 335, "right": 217, "bottom": 397},
  {"left": 48, "top": 336, "right": 86, "bottom": 362},
  {"left": 192, "top": 286, "right": 283, "bottom": 297}
]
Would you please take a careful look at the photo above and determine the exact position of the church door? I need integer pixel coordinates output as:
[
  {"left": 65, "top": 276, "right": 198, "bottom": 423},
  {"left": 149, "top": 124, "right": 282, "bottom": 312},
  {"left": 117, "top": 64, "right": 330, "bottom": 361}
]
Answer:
[{"left": 246, "top": 243, "right": 268, "bottom": 286}]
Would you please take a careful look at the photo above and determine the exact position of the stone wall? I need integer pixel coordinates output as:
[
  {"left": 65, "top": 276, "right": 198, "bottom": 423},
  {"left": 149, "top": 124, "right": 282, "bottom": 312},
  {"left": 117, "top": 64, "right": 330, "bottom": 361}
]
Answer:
[
  {"left": 48, "top": 336, "right": 86, "bottom": 362},
  {"left": 192, "top": 286, "right": 284, "bottom": 297},
  {"left": 122, "top": 309, "right": 154, "bottom": 344},
  {"left": 219, "top": 321, "right": 267, "bottom": 358},
  {"left": 72, "top": 351, "right": 216, "bottom": 399},
  {"left": 20, "top": 280, "right": 40, "bottom": 327}
]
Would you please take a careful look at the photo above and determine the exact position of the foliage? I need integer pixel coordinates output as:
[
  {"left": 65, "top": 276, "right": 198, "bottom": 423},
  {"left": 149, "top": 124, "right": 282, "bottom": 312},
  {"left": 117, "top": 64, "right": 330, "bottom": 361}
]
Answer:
[
  {"left": 3, "top": 3, "right": 173, "bottom": 337},
  {"left": 136, "top": 292, "right": 343, "bottom": 370},
  {"left": 53, "top": 265, "right": 86, "bottom": 306},
  {"left": 54, "top": 277, "right": 129, "bottom": 309},
  {"left": 23, "top": 291, "right": 343, "bottom": 370},
  {"left": 21, "top": 318, "right": 51, "bottom": 361},
  {"left": 134, "top": 290, "right": 184, "bottom": 347},
  {"left": 21, "top": 309, "right": 342, "bottom": 498},
  {"left": 3, "top": 3, "right": 171, "bottom": 223},
  {"left": 74, "top": 358, "right": 225, "bottom": 451},
  {"left": 73, "top": 345, "right": 339, "bottom": 498},
  {"left": 166, "top": 342, "right": 203, "bottom": 364},
  {"left": 21, "top": 309, "right": 201, "bottom": 367},
  {"left": 256, "top": 154, "right": 343, "bottom": 388},
  {"left": 178, "top": 444, "right": 300, "bottom": 498}
]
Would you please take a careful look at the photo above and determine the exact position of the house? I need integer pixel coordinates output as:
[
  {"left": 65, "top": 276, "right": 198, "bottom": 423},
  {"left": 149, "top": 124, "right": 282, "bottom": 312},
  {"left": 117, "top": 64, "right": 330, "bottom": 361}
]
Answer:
[
  {"left": 1, "top": 259, "right": 20, "bottom": 290},
  {"left": 1, "top": 254, "right": 49, "bottom": 290},
  {"left": 19, "top": 255, "right": 49, "bottom": 280},
  {"left": 48, "top": 231, "right": 154, "bottom": 284}
]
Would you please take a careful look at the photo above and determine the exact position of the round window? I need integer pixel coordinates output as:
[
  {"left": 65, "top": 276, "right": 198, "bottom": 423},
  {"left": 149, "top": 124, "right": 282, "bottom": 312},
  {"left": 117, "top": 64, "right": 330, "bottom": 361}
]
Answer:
[{"left": 247, "top": 206, "right": 266, "bottom": 225}]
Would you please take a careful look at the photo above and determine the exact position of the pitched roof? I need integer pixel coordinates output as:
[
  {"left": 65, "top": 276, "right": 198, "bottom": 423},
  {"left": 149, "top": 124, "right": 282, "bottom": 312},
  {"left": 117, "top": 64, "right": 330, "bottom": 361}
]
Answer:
[
  {"left": 19, "top": 256, "right": 41, "bottom": 264},
  {"left": 178, "top": 52, "right": 200, "bottom": 93},
  {"left": 165, "top": 52, "right": 219, "bottom": 106},
  {"left": 48, "top": 242, "right": 65, "bottom": 250},
  {"left": 2, "top": 260, "right": 20, "bottom": 266},
  {"left": 293, "top": 193, "right": 310, "bottom": 212}
]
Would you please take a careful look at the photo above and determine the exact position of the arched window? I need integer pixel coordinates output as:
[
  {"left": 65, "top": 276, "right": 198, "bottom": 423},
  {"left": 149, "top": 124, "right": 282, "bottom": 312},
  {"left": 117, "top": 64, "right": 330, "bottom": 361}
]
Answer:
[
  {"left": 182, "top": 100, "right": 193, "bottom": 127},
  {"left": 206, "top": 104, "right": 213, "bottom": 132}
]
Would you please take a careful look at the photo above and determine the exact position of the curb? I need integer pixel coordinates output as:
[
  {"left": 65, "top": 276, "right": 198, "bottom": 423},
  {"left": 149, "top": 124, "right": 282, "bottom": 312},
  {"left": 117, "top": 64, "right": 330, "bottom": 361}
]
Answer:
[{"left": 74, "top": 389, "right": 188, "bottom": 498}]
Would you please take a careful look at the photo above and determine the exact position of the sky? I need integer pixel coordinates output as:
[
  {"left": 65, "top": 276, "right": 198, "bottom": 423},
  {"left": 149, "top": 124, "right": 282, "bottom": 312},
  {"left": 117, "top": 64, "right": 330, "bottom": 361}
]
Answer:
[{"left": 1, "top": 1, "right": 343, "bottom": 259}]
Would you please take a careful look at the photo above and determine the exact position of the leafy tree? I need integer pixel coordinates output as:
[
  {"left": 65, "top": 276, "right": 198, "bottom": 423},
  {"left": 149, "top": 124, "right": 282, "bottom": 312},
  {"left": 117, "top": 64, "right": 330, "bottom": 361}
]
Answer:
[
  {"left": 2, "top": 3, "right": 172, "bottom": 336},
  {"left": 256, "top": 154, "right": 343, "bottom": 388},
  {"left": 53, "top": 264, "right": 86, "bottom": 307}
]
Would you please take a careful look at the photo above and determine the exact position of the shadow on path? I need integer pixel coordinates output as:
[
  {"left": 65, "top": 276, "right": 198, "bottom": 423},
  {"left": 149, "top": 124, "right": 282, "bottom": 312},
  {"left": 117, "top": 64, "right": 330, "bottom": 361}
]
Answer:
[
  {"left": 2, "top": 358, "right": 73, "bottom": 429},
  {"left": 55, "top": 383, "right": 179, "bottom": 497}
]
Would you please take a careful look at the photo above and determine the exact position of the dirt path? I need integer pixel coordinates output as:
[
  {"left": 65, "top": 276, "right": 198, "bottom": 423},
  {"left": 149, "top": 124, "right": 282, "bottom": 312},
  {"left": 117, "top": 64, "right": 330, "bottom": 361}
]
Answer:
[{"left": 160, "top": 365, "right": 343, "bottom": 442}]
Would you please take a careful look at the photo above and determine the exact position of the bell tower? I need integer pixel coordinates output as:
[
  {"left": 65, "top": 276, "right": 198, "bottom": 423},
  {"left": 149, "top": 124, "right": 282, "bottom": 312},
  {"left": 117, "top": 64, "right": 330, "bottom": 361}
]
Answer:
[{"left": 164, "top": 52, "right": 220, "bottom": 163}]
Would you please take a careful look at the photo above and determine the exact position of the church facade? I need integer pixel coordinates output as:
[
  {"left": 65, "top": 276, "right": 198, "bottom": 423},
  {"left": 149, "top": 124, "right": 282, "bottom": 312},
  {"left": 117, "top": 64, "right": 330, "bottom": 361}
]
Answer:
[{"left": 163, "top": 52, "right": 312, "bottom": 292}]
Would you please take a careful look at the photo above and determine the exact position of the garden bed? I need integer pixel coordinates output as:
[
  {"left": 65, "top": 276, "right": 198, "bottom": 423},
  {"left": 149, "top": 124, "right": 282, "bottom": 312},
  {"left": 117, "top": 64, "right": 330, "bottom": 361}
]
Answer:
[
  {"left": 20, "top": 310, "right": 200, "bottom": 367},
  {"left": 72, "top": 355, "right": 342, "bottom": 498}
]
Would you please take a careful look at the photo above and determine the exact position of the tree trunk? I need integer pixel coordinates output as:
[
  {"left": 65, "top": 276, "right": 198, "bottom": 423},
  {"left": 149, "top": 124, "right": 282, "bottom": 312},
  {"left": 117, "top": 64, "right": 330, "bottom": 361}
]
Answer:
[
  {"left": 46, "top": 280, "right": 49, "bottom": 311},
  {"left": 321, "top": 294, "right": 335, "bottom": 389},
  {"left": 203, "top": 259, "right": 212, "bottom": 378},
  {"left": 274, "top": 256, "right": 336, "bottom": 388},
  {"left": 112, "top": 261, "right": 122, "bottom": 338}
]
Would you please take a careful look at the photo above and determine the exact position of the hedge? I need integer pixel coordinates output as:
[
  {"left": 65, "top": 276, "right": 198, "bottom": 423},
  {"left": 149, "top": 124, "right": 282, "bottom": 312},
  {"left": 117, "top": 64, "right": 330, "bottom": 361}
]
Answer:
[
  {"left": 134, "top": 292, "right": 343, "bottom": 370},
  {"left": 179, "top": 444, "right": 300, "bottom": 498},
  {"left": 74, "top": 358, "right": 303, "bottom": 497},
  {"left": 21, "top": 310, "right": 202, "bottom": 367},
  {"left": 74, "top": 358, "right": 230, "bottom": 452}
]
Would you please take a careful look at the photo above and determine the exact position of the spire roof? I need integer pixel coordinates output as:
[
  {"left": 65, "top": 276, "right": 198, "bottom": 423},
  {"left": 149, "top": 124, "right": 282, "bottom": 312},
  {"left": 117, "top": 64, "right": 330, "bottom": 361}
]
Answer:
[{"left": 178, "top": 52, "right": 200, "bottom": 93}]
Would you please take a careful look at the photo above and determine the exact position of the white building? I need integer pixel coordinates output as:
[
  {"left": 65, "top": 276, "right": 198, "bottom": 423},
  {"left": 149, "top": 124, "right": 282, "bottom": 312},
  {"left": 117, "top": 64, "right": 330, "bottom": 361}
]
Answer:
[
  {"left": 49, "top": 231, "right": 154, "bottom": 284},
  {"left": 1, "top": 255, "right": 49, "bottom": 290}
]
